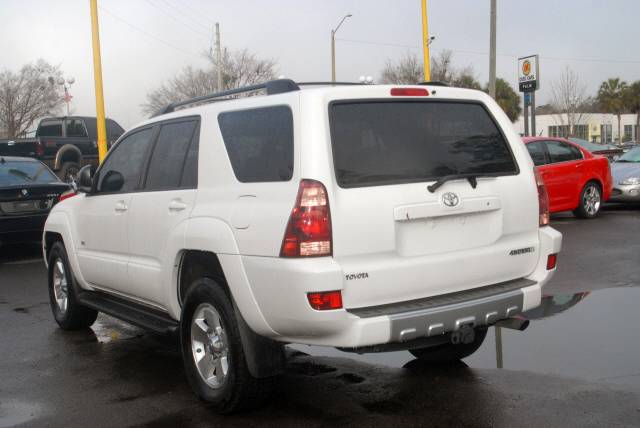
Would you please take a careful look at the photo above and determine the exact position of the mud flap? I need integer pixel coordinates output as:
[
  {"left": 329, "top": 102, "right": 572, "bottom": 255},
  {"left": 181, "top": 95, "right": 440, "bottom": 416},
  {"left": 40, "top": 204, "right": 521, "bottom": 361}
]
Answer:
[{"left": 233, "top": 301, "right": 286, "bottom": 378}]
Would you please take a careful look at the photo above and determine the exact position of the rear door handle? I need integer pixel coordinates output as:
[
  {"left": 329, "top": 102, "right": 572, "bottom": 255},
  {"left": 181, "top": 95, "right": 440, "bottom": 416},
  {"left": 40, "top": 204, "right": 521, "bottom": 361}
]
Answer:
[
  {"left": 114, "top": 200, "right": 128, "bottom": 212},
  {"left": 168, "top": 199, "right": 187, "bottom": 212}
]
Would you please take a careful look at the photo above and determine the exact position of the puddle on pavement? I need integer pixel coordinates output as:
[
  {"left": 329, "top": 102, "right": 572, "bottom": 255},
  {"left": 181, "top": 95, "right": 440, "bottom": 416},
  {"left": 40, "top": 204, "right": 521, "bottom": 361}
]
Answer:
[{"left": 292, "top": 286, "right": 640, "bottom": 390}]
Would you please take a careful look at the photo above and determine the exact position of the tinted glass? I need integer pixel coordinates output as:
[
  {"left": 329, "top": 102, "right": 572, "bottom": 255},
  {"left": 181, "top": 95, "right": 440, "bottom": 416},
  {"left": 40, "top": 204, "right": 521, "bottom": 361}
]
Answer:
[
  {"left": 546, "top": 141, "right": 581, "bottom": 163},
  {"left": 37, "top": 121, "right": 62, "bottom": 137},
  {"left": 106, "top": 119, "right": 125, "bottom": 140},
  {"left": 0, "top": 161, "right": 59, "bottom": 185},
  {"left": 330, "top": 101, "right": 517, "bottom": 188},
  {"left": 181, "top": 125, "right": 199, "bottom": 188},
  {"left": 526, "top": 141, "right": 547, "bottom": 166},
  {"left": 218, "top": 106, "right": 293, "bottom": 182},
  {"left": 65, "top": 119, "right": 88, "bottom": 138},
  {"left": 97, "top": 128, "right": 153, "bottom": 193},
  {"left": 145, "top": 120, "right": 198, "bottom": 190}
]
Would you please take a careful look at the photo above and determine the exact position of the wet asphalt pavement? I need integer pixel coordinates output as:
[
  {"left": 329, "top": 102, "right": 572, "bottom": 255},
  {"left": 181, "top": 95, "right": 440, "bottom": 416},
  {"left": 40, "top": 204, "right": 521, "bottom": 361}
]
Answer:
[{"left": 1, "top": 205, "right": 640, "bottom": 427}]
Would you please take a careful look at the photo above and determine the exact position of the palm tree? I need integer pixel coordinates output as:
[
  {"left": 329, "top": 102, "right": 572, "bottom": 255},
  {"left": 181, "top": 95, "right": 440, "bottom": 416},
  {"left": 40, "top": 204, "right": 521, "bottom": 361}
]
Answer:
[
  {"left": 597, "top": 78, "right": 628, "bottom": 144},
  {"left": 623, "top": 81, "right": 640, "bottom": 142}
]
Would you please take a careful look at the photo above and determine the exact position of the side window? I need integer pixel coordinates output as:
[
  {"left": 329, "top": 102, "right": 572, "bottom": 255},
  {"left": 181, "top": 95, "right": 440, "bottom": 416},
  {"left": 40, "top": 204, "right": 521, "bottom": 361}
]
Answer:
[
  {"left": 526, "top": 141, "right": 547, "bottom": 166},
  {"left": 97, "top": 128, "right": 153, "bottom": 193},
  {"left": 106, "top": 119, "right": 125, "bottom": 140},
  {"left": 65, "top": 119, "right": 88, "bottom": 138},
  {"left": 36, "top": 121, "right": 63, "bottom": 137},
  {"left": 218, "top": 106, "right": 294, "bottom": 182},
  {"left": 180, "top": 124, "right": 199, "bottom": 188},
  {"left": 145, "top": 120, "right": 198, "bottom": 190},
  {"left": 546, "top": 140, "right": 581, "bottom": 163}
]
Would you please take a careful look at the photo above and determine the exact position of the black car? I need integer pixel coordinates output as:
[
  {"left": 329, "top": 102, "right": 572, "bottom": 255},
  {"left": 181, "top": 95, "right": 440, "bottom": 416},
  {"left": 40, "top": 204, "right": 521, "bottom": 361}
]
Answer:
[{"left": 0, "top": 156, "right": 72, "bottom": 246}]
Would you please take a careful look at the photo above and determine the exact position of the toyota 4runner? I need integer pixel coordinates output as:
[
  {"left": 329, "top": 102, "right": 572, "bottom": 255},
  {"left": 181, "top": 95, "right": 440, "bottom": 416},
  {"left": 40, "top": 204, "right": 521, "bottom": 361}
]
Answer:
[{"left": 42, "top": 80, "right": 562, "bottom": 412}]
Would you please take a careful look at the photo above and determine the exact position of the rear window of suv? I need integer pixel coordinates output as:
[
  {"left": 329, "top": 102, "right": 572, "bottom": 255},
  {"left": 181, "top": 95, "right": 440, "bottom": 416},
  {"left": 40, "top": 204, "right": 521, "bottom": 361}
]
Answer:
[
  {"left": 218, "top": 106, "right": 294, "bottom": 182},
  {"left": 329, "top": 101, "right": 518, "bottom": 188}
]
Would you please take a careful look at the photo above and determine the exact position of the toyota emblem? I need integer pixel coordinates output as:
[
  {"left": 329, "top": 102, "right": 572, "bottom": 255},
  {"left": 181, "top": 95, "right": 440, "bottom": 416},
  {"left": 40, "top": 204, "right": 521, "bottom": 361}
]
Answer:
[
  {"left": 21, "top": 189, "right": 28, "bottom": 197},
  {"left": 442, "top": 192, "right": 459, "bottom": 207}
]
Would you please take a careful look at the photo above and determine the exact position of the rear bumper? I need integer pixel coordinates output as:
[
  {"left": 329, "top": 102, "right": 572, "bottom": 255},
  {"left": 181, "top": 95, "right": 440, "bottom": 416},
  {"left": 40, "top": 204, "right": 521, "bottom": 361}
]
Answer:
[
  {"left": 609, "top": 184, "right": 640, "bottom": 202},
  {"left": 0, "top": 214, "right": 47, "bottom": 243},
  {"left": 241, "top": 226, "right": 562, "bottom": 348}
]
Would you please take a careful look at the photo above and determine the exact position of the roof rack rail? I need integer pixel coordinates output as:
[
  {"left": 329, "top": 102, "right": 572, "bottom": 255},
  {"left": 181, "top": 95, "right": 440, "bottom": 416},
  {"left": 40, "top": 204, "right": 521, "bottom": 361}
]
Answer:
[
  {"left": 297, "top": 81, "right": 366, "bottom": 87},
  {"left": 419, "top": 81, "right": 450, "bottom": 87},
  {"left": 154, "top": 78, "right": 300, "bottom": 117}
]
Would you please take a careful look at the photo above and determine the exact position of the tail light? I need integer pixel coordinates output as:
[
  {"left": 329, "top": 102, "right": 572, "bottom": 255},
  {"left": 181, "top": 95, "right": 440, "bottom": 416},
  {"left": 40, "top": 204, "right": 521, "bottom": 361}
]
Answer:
[
  {"left": 390, "top": 88, "right": 429, "bottom": 96},
  {"left": 35, "top": 140, "right": 45, "bottom": 157},
  {"left": 534, "top": 168, "right": 549, "bottom": 227},
  {"left": 546, "top": 254, "right": 558, "bottom": 270},
  {"left": 307, "top": 291, "right": 342, "bottom": 310},
  {"left": 280, "top": 179, "right": 332, "bottom": 257},
  {"left": 59, "top": 190, "right": 77, "bottom": 202}
]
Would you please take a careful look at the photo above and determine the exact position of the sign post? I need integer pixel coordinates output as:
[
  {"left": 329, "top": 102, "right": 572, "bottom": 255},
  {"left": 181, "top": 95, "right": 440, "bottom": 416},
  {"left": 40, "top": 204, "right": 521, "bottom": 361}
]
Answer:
[{"left": 518, "top": 55, "right": 539, "bottom": 136}]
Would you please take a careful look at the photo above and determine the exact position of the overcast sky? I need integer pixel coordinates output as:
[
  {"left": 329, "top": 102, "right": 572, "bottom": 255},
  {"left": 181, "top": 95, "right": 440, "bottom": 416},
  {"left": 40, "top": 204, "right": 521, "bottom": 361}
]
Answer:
[{"left": 2, "top": 0, "right": 639, "bottom": 129}]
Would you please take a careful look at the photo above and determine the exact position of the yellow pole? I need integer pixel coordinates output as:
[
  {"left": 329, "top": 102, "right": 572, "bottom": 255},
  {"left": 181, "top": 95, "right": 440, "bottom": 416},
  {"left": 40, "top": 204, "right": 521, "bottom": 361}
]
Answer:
[
  {"left": 421, "top": 0, "right": 431, "bottom": 82},
  {"left": 89, "top": 0, "right": 108, "bottom": 163}
]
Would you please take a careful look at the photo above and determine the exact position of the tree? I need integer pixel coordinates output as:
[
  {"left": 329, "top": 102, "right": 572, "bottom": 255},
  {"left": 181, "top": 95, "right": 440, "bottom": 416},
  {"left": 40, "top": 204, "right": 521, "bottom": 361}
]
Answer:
[
  {"left": 597, "top": 78, "right": 628, "bottom": 144},
  {"left": 380, "top": 53, "right": 422, "bottom": 85},
  {"left": 0, "top": 59, "right": 64, "bottom": 138},
  {"left": 485, "top": 78, "right": 521, "bottom": 122},
  {"left": 142, "top": 48, "right": 277, "bottom": 116},
  {"left": 550, "top": 67, "right": 591, "bottom": 138},
  {"left": 623, "top": 81, "right": 640, "bottom": 141},
  {"left": 379, "top": 50, "right": 481, "bottom": 89}
]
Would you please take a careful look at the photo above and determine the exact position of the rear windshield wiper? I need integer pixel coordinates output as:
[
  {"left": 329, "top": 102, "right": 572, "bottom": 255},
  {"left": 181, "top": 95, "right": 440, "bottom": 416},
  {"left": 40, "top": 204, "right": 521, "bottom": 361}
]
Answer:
[{"left": 427, "top": 174, "right": 486, "bottom": 193}]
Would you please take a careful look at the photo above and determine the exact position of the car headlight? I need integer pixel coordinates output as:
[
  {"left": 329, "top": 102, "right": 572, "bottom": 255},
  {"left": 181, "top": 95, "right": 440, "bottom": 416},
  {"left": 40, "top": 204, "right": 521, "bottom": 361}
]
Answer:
[{"left": 620, "top": 177, "right": 640, "bottom": 185}]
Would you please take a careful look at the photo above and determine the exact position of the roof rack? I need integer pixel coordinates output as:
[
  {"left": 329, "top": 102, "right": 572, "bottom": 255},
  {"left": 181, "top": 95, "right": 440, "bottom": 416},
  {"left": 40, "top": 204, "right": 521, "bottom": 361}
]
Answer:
[
  {"left": 419, "top": 81, "right": 450, "bottom": 87},
  {"left": 154, "top": 78, "right": 301, "bottom": 117}
]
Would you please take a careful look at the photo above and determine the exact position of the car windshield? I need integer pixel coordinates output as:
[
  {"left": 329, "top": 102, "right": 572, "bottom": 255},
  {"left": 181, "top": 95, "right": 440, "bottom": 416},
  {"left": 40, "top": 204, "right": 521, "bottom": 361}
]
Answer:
[
  {"left": 616, "top": 147, "right": 640, "bottom": 162},
  {"left": 0, "top": 160, "right": 59, "bottom": 185}
]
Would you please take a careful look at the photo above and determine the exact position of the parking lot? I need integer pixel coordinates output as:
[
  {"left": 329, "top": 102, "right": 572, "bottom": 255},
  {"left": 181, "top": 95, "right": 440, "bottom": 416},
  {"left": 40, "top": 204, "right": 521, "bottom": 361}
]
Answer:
[{"left": 0, "top": 205, "right": 639, "bottom": 427}]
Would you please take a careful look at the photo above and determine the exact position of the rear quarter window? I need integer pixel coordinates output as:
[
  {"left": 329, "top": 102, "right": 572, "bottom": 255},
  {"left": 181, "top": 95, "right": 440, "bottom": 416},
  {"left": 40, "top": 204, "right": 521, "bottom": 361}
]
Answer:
[
  {"left": 218, "top": 106, "right": 293, "bottom": 182},
  {"left": 329, "top": 101, "right": 518, "bottom": 188}
]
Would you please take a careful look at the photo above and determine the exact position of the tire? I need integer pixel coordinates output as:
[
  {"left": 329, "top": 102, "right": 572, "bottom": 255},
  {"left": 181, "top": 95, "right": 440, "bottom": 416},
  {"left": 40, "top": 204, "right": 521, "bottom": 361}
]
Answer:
[
  {"left": 59, "top": 161, "right": 81, "bottom": 184},
  {"left": 180, "top": 278, "right": 276, "bottom": 413},
  {"left": 47, "top": 241, "right": 98, "bottom": 330},
  {"left": 573, "top": 181, "right": 602, "bottom": 219},
  {"left": 409, "top": 327, "right": 488, "bottom": 364}
]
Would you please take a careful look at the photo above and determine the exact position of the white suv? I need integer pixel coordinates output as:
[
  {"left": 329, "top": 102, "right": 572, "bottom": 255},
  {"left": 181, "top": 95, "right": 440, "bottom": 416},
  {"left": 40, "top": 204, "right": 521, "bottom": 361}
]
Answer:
[{"left": 43, "top": 80, "right": 562, "bottom": 412}]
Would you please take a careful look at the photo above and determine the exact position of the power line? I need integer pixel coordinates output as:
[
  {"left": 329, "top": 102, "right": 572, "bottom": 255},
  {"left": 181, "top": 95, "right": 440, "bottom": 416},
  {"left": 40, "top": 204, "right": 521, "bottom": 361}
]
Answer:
[
  {"left": 155, "top": 0, "right": 212, "bottom": 33},
  {"left": 144, "top": 0, "right": 210, "bottom": 40},
  {"left": 335, "top": 37, "right": 640, "bottom": 65},
  {"left": 99, "top": 6, "right": 202, "bottom": 60},
  {"left": 172, "top": 0, "right": 217, "bottom": 28}
]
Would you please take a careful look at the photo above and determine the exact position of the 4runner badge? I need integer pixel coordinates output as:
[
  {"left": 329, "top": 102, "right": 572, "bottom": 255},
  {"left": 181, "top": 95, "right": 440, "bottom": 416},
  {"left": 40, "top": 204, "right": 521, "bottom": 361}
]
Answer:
[
  {"left": 442, "top": 192, "right": 459, "bottom": 207},
  {"left": 509, "top": 247, "right": 535, "bottom": 256}
]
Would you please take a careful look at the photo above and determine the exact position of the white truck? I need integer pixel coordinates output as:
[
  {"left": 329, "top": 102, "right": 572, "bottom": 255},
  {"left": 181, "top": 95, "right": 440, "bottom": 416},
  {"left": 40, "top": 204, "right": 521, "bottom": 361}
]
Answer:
[{"left": 42, "top": 80, "right": 561, "bottom": 413}]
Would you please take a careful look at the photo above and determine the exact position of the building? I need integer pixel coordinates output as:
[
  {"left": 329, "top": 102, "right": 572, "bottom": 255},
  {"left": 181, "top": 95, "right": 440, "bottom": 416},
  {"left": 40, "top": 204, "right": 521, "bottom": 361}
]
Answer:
[{"left": 514, "top": 113, "right": 638, "bottom": 143}]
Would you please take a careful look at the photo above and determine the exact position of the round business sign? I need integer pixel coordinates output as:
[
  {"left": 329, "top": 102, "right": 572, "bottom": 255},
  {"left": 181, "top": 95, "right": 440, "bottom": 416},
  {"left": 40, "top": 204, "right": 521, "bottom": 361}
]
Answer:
[{"left": 522, "top": 60, "right": 531, "bottom": 76}]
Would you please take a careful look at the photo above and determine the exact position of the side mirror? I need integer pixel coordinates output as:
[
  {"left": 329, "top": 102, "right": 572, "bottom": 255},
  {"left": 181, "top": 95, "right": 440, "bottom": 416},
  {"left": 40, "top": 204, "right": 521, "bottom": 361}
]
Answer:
[
  {"left": 101, "top": 170, "right": 124, "bottom": 193},
  {"left": 77, "top": 165, "right": 96, "bottom": 193}
]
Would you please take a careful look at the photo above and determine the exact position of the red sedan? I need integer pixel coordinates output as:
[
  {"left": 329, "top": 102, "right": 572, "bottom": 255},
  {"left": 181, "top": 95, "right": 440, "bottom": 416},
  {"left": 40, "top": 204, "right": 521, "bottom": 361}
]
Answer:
[{"left": 523, "top": 137, "right": 612, "bottom": 218}]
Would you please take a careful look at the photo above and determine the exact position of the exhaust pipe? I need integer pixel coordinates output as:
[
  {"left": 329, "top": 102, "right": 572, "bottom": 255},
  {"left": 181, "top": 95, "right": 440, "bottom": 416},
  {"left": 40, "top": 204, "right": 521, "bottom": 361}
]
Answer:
[{"left": 494, "top": 317, "right": 529, "bottom": 331}]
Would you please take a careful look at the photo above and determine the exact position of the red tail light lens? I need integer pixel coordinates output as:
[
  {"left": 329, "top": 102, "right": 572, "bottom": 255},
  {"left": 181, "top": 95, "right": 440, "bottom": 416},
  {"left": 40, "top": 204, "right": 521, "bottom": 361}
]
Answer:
[
  {"left": 307, "top": 291, "right": 342, "bottom": 310},
  {"left": 280, "top": 179, "right": 332, "bottom": 257},
  {"left": 59, "top": 190, "right": 77, "bottom": 202},
  {"left": 546, "top": 254, "right": 558, "bottom": 270},
  {"left": 390, "top": 88, "right": 429, "bottom": 96},
  {"left": 534, "top": 168, "right": 549, "bottom": 226},
  {"left": 35, "top": 141, "right": 45, "bottom": 157}
]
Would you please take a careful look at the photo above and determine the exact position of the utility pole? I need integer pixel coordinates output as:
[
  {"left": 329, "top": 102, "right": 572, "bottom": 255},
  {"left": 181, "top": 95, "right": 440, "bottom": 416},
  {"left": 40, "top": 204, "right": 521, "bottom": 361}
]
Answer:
[
  {"left": 331, "top": 14, "right": 352, "bottom": 82},
  {"left": 421, "top": 0, "right": 431, "bottom": 81},
  {"left": 89, "top": 0, "right": 108, "bottom": 164},
  {"left": 488, "top": 0, "right": 497, "bottom": 98},
  {"left": 215, "top": 22, "right": 222, "bottom": 91}
]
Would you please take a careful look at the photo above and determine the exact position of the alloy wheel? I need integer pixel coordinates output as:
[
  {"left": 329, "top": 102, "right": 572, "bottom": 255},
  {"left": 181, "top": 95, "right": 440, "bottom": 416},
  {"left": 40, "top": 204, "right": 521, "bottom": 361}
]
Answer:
[
  {"left": 190, "top": 303, "right": 230, "bottom": 389},
  {"left": 52, "top": 259, "right": 69, "bottom": 313},
  {"left": 583, "top": 185, "right": 601, "bottom": 216}
]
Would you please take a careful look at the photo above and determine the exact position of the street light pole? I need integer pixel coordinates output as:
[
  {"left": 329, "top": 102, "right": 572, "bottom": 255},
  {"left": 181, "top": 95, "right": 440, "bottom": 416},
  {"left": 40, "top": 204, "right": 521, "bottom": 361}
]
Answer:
[
  {"left": 488, "top": 0, "right": 497, "bottom": 98},
  {"left": 331, "top": 14, "right": 352, "bottom": 82},
  {"left": 421, "top": 0, "right": 431, "bottom": 82}
]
